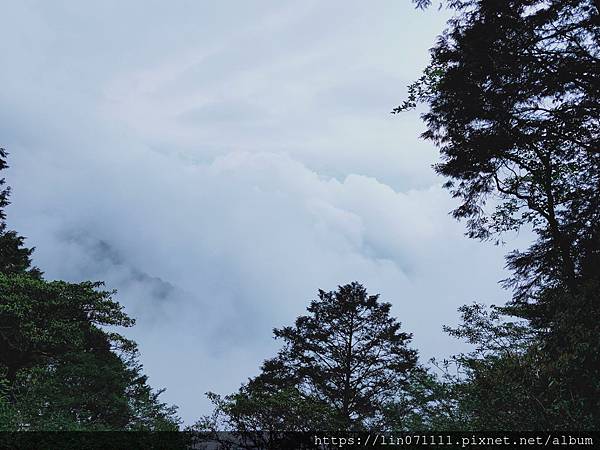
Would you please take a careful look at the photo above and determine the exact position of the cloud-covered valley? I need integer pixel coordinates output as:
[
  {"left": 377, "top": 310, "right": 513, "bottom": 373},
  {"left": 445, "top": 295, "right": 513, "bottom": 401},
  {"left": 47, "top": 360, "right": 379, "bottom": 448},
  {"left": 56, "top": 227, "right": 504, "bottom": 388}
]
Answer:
[{"left": 1, "top": 0, "right": 519, "bottom": 422}]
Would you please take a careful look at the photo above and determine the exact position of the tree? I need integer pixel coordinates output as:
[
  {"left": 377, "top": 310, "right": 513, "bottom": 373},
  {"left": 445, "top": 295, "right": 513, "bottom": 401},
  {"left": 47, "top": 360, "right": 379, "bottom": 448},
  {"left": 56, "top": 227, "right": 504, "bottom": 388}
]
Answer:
[
  {"left": 196, "top": 387, "right": 338, "bottom": 449},
  {"left": 429, "top": 300, "right": 600, "bottom": 430},
  {"left": 440, "top": 303, "right": 547, "bottom": 430},
  {"left": 0, "top": 149, "right": 41, "bottom": 278},
  {"left": 397, "top": 0, "right": 599, "bottom": 302},
  {"left": 0, "top": 150, "right": 179, "bottom": 430},
  {"left": 204, "top": 282, "right": 420, "bottom": 431},
  {"left": 0, "top": 274, "right": 179, "bottom": 430},
  {"left": 397, "top": 0, "right": 600, "bottom": 429}
]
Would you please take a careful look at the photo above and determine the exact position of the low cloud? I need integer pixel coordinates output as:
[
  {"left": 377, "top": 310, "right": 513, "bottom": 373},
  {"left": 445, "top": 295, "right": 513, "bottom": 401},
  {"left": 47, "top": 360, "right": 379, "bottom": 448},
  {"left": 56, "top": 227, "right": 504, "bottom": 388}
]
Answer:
[{"left": 1, "top": 0, "right": 518, "bottom": 423}]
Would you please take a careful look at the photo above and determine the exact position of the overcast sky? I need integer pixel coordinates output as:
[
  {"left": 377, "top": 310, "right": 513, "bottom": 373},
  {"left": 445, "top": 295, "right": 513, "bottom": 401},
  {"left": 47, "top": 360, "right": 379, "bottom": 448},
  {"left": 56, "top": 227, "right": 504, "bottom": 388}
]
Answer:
[{"left": 1, "top": 0, "right": 523, "bottom": 424}]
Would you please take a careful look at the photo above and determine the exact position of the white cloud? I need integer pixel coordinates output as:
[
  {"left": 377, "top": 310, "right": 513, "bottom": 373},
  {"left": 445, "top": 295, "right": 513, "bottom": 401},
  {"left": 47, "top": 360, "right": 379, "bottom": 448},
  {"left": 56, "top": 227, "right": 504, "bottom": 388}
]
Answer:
[{"left": 1, "top": 0, "right": 519, "bottom": 423}]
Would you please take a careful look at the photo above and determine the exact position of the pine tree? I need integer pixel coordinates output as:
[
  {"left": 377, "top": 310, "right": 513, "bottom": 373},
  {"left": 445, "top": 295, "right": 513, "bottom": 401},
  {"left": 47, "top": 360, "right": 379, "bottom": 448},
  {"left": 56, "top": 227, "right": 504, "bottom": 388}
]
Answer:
[
  {"left": 0, "top": 150, "right": 179, "bottom": 430},
  {"left": 0, "top": 149, "right": 41, "bottom": 278},
  {"left": 204, "top": 282, "right": 420, "bottom": 431}
]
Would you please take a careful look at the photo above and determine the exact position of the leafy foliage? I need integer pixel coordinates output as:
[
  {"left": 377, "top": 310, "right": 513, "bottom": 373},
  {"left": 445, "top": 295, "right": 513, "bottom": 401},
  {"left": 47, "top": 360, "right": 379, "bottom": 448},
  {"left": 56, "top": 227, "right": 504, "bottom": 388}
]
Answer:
[
  {"left": 397, "top": 0, "right": 600, "bottom": 430},
  {"left": 0, "top": 149, "right": 179, "bottom": 430},
  {"left": 0, "top": 149, "right": 41, "bottom": 279},
  {"left": 398, "top": 0, "right": 600, "bottom": 298},
  {"left": 201, "top": 283, "right": 421, "bottom": 431}
]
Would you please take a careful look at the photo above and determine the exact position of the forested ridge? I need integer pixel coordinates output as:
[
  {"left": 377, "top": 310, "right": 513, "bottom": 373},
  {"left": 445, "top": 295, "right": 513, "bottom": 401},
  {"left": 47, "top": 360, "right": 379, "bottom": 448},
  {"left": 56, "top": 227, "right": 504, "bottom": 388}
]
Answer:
[
  {"left": 0, "top": 149, "right": 180, "bottom": 431},
  {"left": 1, "top": 0, "right": 599, "bottom": 439}
]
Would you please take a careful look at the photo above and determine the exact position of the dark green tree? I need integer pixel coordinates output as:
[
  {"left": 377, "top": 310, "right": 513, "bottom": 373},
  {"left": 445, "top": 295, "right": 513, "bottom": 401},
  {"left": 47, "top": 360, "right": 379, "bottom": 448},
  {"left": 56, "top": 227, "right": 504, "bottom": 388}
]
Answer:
[
  {"left": 0, "top": 274, "right": 180, "bottom": 430},
  {"left": 440, "top": 303, "right": 546, "bottom": 430},
  {"left": 0, "top": 149, "right": 179, "bottom": 430},
  {"left": 398, "top": 0, "right": 599, "bottom": 299},
  {"left": 0, "top": 149, "right": 41, "bottom": 278},
  {"left": 422, "top": 300, "right": 600, "bottom": 430},
  {"left": 398, "top": 0, "right": 600, "bottom": 429},
  {"left": 203, "top": 283, "right": 420, "bottom": 431}
]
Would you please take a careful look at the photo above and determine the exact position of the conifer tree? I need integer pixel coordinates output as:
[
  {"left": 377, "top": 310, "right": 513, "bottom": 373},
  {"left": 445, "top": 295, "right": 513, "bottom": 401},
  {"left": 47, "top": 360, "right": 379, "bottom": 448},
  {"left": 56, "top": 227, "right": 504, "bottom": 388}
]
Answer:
[
  {"left": 204, "top": 283, "right": 420, "bottom": 431},
  {"left": 0, "top": 149, "right": 179, "bottom": 431}
]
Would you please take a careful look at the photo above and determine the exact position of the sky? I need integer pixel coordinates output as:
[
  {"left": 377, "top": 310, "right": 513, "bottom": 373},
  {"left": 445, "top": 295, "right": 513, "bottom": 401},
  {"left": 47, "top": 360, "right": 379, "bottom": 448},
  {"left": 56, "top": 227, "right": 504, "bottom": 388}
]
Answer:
[{"left": 1, "top": 0, "right": 524, "bottom": 424}]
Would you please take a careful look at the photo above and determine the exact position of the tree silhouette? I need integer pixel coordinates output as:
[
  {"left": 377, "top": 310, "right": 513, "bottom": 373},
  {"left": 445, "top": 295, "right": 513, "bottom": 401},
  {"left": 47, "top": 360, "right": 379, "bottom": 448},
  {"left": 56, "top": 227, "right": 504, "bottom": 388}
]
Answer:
[
  {"left": 398, "top": 0, "right": 600, "bottom": 302},
  {"left": 399, "top": 0, "right": 600, "bottom": 429},
  {"left": 0, "top": 150, "right": 179, "bottom": 430},
  {"left": 0, "top": 149, "right": 41, "bottom": 278},
  {"left": 204, "top": 282, "right": 420, "bottom": 431}
]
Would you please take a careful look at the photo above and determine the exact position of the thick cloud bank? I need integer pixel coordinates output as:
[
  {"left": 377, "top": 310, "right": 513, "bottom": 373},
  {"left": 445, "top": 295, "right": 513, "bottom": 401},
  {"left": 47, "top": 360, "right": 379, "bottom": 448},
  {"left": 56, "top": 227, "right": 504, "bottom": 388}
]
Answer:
[{"left": 1, "top": 0, "right": 517, "bottom": 422}]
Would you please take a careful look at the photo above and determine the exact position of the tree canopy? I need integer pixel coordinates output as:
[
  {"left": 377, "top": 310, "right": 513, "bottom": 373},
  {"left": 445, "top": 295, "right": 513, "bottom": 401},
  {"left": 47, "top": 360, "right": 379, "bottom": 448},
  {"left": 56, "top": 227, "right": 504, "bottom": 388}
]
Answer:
[
  {"left": 201, "top": 283, "right": 421, "bottom": 433},
  {"left": 399, "top": 0, "right": 599, "bottom": 300},
  {"left": 395, "top": 0, "right": 600, "bottom": 430},
  {"left": 0, "top": 149, "right": 179, "bottom": 431},
  {"left": 3, "top": 0, "right": 599, "bottom": 437}
]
